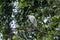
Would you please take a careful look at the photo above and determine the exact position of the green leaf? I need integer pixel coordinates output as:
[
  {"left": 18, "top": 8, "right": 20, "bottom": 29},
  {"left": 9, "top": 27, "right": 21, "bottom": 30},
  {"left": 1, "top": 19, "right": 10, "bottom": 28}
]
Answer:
[{"left": 0, "top": 6, "right": 2, "bottom": 13}]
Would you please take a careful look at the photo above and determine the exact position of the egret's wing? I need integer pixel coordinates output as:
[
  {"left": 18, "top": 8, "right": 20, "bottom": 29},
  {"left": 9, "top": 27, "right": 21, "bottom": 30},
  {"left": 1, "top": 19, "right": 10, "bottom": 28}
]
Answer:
[{"left": 33, "top": 18, "right": 37, "bottom": 27}]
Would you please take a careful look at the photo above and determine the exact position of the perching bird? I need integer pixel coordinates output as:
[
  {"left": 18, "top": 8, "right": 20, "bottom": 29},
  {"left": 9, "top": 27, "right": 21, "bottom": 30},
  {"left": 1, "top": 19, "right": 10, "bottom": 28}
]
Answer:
[
  {"left": 26, "top": 15, "right": 47, "bottom": 34},
  {"left": 26, "top": 15, "right": 37, "bottom": 27}
]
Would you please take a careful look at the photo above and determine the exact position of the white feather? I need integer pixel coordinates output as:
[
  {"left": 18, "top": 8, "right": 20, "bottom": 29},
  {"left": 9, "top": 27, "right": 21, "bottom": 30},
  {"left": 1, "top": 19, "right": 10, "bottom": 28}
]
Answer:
[{"left": 27, "top": 15, "right": 37, "bottom": 27}]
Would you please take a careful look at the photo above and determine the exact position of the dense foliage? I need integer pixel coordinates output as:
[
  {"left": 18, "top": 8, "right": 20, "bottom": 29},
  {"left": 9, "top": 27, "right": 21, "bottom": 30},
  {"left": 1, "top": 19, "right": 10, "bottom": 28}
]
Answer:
[{"left": 0, "top": 0, "right": 60, "bottom": 40}]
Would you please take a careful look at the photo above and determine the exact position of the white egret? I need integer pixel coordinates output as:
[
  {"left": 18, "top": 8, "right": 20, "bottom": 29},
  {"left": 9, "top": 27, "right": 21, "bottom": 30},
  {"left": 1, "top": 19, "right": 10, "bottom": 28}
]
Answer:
[{"left": 27, "top": 15, "right": 37, "bottom": 27}]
